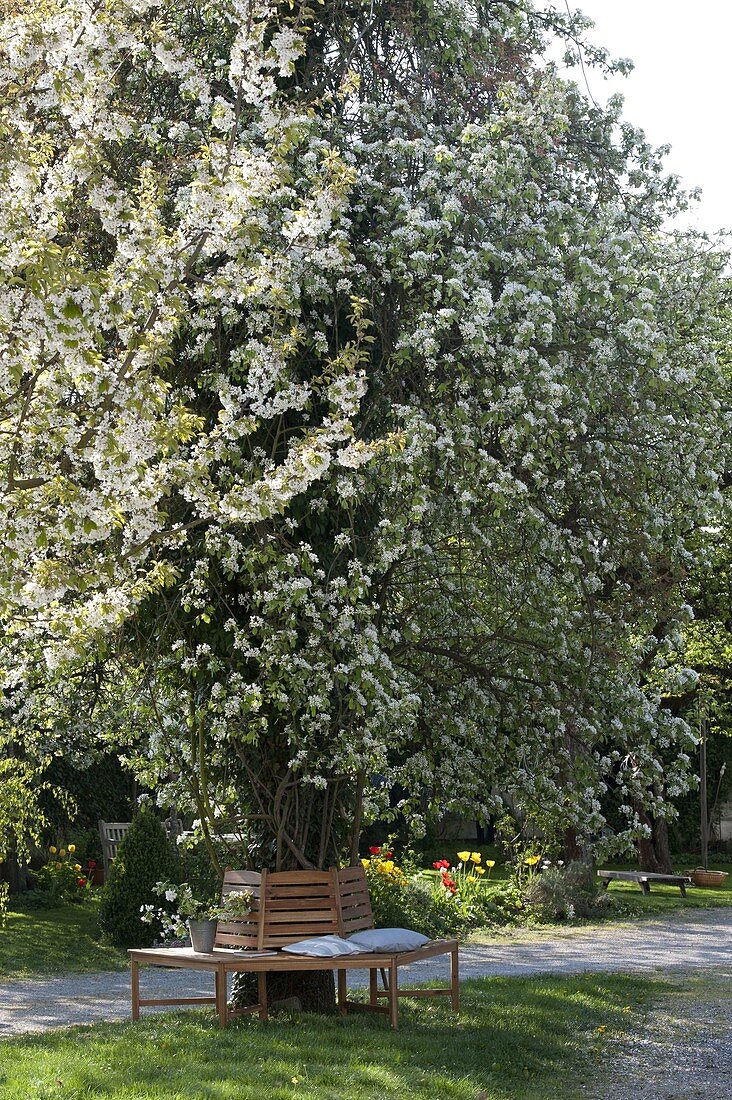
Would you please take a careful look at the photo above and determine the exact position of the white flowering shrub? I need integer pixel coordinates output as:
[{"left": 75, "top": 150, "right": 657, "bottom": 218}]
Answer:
[{"left": 0, "top": 1, "right": 729, "bottom": 870}]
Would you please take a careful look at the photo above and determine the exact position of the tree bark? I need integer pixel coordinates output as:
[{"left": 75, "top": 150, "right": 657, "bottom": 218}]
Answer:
[{"left": 634, "top": 803, "right": 674, "bottom": 873}]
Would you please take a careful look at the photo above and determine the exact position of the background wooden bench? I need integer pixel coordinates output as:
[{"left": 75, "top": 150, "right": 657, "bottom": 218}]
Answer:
[{"left": 597, "top": 869, "right": 691, "bottom": 896}]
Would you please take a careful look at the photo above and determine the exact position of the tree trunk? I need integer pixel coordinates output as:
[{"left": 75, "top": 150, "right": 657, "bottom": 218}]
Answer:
[
  {"left": 230, "top": 970, "right": 336, "bottom": 1015},
  {"left": 562, "top": 826, "right": 583, "bottom": 863},
  {"left": 634, "top": 803, "right": 673, "bottom": 873}
]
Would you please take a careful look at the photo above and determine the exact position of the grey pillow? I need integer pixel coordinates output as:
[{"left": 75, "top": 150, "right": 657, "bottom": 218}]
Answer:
[
  {"left": 281, "top": 934, "right": 364, "bottom": 957},
  {"left": 347, "top": 927, "right": 430, "bottom": 952}
]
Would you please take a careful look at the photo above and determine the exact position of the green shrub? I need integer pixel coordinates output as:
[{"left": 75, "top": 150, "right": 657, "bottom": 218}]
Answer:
[
  {"left": 99, "top": 808, "right": 176, "bottom": 948},
  {"left": 523, "top": 861, "right": 605, "bottom": 922},
  {"left": 66, "top": 826, "right": 104, "bottom": 865}
]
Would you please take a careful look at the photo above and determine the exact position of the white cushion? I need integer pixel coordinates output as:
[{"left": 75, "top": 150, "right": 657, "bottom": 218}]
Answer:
[
  {"left": 347, "top": 927, "right": 430, "bottom": 953},
  {"left": 281, "top": 934, "right": 364, "bottom": 957}
]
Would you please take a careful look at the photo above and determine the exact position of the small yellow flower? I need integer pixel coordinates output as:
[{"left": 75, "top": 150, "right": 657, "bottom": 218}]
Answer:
[
  {"left": 381, "top": 860, "right": 394, "bottom": 873},
  {"left": 470, "top": 852, "right": 481, "bottom": 863},
  {"left": 59, "top": 849, "right": 67, "bottom": 858},
  {"left": 74, "top": 864, "right": 82, "bottom": 872},
  {"left": 486, "top": 860, "right": 496, "bottom": 868},
  {"left": 360, "top": 859, "right": 370, "bottom": 868},
  {"left": 68, "top": 844, "right": 76, "bottom": 854},
  {"left": 596, "top": 1026, "right": 606, "bottom": 1034},
  {"left": 525, "top": 854, "right": 540, "bottom": 866},
  {"left": 457, "top": 851, "right": 470, "bottom": 862},
  {"left": 49, "top": 846, "right": 57, "bottom": 855},
  {"left": 475, "top": 866, "right": 486, "bottom": 875}
]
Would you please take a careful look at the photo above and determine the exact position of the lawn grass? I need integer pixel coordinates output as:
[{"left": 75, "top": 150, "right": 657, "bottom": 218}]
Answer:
[
  {"left": 0, "top": 894, "right": 126, "bottom": 978},
  {"left": 0, "top": 972, "right": 666, "bottom": 1100}
]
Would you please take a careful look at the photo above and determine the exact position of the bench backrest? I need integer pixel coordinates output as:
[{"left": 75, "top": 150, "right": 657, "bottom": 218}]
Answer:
[
  {"left": 98, "top": 820, "right": 131, "bottom": 874},
  {"left": 214, "top": 866, "right": 375, "bottom": 951}
]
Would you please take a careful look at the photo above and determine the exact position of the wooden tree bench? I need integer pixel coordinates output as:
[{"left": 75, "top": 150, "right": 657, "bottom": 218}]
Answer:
[
  {"left": 597, "top": 869, "right": 691, "bottom": 896},
  {"left": 129, "top": 866, "right": 459, "bottom": 1030}
]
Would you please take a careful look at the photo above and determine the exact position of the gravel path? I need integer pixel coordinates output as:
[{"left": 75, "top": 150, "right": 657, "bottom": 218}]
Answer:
[
  {"left": 2, "top": 909, "right": 731, "bottom": 1037},
  {"left": 585, "top": 969, "right": 732, "bottom": 1100}
]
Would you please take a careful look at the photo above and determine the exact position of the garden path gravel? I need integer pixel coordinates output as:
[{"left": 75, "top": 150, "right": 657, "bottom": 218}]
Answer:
[{"left": 1, "top": 908, "right": 731, "bottom": 1037}]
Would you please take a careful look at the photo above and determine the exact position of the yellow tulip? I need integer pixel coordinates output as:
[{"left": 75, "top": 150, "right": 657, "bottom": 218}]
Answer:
[
  {"left": 74, "top": 864, "right": 82, "bottom": 871},
  {"left": 59, "top": 849, "right": 67, "bottom": 858},
  {"left": 525, "top": 854, "right": 540, "bottom": 866},
  {"left": 470, "top": 852, "right": 481, "bottom": 863},
  {"left": 68, "top": 844, "right": 76, "bottom": 854},
  {"left": 49, "top": 846, "right": 57, "bottom": 855},
  {"left": 361, "top": 859, "right": 370, "bottom": 868},
  {"left": 475, "top": 866, "right": 486, "bottom": 875},
  {"left": 457, "top": 851, "right": 470, "bottom": 862},
  {"left": 486, "top": 860, "right": 496, "bottom": 868}
]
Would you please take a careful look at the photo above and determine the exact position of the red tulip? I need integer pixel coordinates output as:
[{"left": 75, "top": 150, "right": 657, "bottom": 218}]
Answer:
[
  {"left": 77, "top": 878, "right": 87, "bottom": 887},
  {"left": 369, "top": 846, "right": 381, "bottom": 855},
  {"left": 87, "top": 860, "right": 97, "bottom": 869}
]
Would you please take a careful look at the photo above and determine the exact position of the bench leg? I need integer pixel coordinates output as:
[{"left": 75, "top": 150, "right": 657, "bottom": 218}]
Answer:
[
  {"left": 257, "top": 972, "right": 268, "bottom": 1021},
  {"left": 388, "top": 960, "right": 399, "bottom": 1030},
  {"left": 215, "top": 967, "right": 228, "bottom": 1028},
  {"left": 601, "top": 879, "right": 610, "bottom": 891},
  {"left": 131, "top": 961, "right": 140, "bottom": 1022},
  {"left": 680, "top": 882, "right": 687, "bottom": 897},
  {"left": 338, "top": 969, "right": 348, "bottom": 1016},
  {"left": 369, "top": 968, "right": 378, "bottom": 1006},
  {"left": 451, "top": 944, "right": 460, "bottom": 1012},
  {"left": 640, "top": 880, "right": 651, "bottom": 895}
]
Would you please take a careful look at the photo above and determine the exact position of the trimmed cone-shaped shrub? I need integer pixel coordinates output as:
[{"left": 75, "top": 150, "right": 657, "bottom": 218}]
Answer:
[{"left": 99, "top": 808, "right": 176, "bottom": 948}]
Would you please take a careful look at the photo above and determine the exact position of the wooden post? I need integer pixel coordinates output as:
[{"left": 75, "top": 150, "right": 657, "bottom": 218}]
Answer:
[
  {"left": 256, "top": 870, "right": 268, "bottom": 950},
  {"left": 388, "top": 960, "right": 398, "bottom": 1030},
  {"left": 369, "top": 968, "right": 378, "bottom": 1006},
  {"left": 215, "top": 966, "right": 228, "bottom": 1028},
  {"left": 451, "top": 944, "right": 460, "bottom": 1012},
  {"left": 338, "top": 969, "right": 348, "bottom": 1016},
  {"left": 701, "top": 713, "right": 709, "bottom": 871},
  {"left": 131, "top": 960, "right": 140, "bottom": 1021},
  {"left": 257, "top": 972, "right": 268, "bottom": 1021}
]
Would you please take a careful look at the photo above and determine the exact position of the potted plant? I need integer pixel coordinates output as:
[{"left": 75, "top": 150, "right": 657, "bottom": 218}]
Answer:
[{"left": 141, "top": 881, "right": 253, "bottom": 952}]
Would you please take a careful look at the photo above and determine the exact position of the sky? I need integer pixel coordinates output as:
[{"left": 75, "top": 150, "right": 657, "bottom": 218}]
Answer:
[{"left": 555, "top": 1, "right": 731, "bottom": 235}]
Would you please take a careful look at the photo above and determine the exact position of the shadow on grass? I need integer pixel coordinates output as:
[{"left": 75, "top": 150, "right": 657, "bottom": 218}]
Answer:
[{"left": 0, "top": 973, "right": 677, "bottom": 1100}]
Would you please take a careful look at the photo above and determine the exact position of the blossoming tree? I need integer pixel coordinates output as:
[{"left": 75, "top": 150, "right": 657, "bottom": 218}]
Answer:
[{"left": 0, "top": 0, "right": 729, "bottom": 890}]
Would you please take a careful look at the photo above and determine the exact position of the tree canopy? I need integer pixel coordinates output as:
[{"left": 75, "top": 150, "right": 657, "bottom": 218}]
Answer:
[{"left": 0, "top": 0, "right": 729, "bottom": 874}]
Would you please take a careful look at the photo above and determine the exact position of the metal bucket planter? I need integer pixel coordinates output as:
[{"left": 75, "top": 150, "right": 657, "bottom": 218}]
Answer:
[
  {"left": 188, "top": 919, "right": 217, "bottom": 953},
  {"left": 687, "top": 869, "right": 728, "bottom": 888}
]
